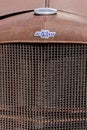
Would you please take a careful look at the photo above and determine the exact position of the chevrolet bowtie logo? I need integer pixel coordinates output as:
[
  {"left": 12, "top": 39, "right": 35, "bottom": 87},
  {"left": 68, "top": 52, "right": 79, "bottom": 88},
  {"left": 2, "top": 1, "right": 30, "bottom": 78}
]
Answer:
[{"left": 34, "top": 30, "right": 56, "bottom": 39}]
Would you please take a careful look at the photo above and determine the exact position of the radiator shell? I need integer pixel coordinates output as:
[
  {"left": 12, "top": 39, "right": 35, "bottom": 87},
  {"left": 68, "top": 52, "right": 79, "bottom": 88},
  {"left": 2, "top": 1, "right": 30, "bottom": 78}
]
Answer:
[{"left": 0, "top": 1, "right": 87, "bottom": 129}]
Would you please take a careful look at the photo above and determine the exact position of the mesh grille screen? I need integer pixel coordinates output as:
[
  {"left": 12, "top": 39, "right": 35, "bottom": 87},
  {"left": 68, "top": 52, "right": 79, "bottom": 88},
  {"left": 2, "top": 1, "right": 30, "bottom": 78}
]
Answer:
[{"left": 0, "top": 44, "right": 87, "bottom": 130}]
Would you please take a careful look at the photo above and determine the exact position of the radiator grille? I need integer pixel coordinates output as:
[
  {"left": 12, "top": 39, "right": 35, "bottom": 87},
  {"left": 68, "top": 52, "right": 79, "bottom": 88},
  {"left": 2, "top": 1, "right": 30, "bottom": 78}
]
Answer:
[{"left": 0, "top": 44, "right": 87, "bottom": 130}]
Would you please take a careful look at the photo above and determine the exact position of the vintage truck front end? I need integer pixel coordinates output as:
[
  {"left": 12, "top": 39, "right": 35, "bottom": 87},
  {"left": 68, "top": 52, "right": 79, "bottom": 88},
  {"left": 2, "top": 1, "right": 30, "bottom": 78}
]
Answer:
[{"left": 0, "top": 0, "right": 87, "bottom": 129}]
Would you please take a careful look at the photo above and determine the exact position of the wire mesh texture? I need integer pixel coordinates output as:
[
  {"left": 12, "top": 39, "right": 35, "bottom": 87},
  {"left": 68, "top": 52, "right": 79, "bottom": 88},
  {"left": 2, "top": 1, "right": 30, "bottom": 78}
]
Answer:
[{"left": 0, "top": 43, "right": 87, "bottom": 130}]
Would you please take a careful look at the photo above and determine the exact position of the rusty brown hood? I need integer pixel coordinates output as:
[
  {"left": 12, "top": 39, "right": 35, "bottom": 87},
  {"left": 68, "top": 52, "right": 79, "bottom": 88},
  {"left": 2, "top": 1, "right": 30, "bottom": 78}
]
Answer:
[
  {"left": 0, "top": 0, "right": 87, "bottom": 43},
  {"left": 1, "top": 0, "right": 87, "bottom": 17}
]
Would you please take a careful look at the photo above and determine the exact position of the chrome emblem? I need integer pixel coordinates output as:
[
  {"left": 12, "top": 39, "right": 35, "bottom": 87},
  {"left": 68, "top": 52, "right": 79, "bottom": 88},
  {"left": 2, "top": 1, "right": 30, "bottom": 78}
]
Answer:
[{"left": 34, "top": 30, "right": 56, "bottom": 39}]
